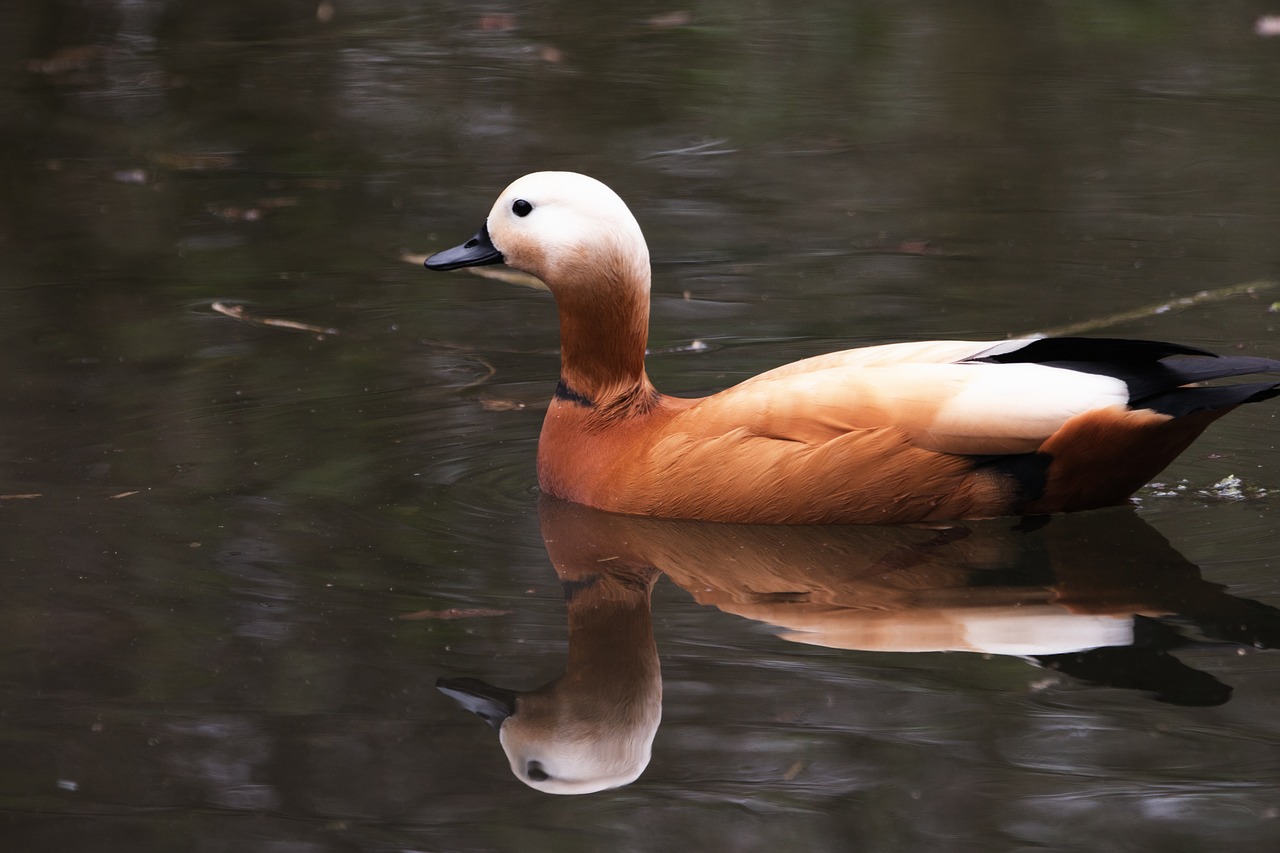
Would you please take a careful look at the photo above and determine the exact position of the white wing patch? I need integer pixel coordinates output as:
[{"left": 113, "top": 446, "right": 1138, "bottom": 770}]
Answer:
[
  {"left": 922, "top": 362, "right": 1130, "bottom": 453},
  {"left": 679, "top": 360, "right": 1132, "bottom": 456}
]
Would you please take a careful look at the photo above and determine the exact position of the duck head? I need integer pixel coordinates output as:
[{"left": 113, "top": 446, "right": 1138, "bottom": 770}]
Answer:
[
  {"left": 425, "top": 171, "right": 650, "bottom": 298},
  {"left": 425, "top": 172, "right": 655, "bottom": 399}
]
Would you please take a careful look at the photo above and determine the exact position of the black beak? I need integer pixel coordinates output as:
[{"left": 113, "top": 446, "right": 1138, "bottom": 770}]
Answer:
[
  {"left": 424, "top": 224, "right": 504, "bottom": 271},
  {"left": 437, "top": 676, "right": 518, "bottom": 730}
]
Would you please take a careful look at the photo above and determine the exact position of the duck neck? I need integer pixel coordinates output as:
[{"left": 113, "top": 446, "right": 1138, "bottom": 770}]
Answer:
[{"left": 554, "top": 275, "right": 655, "bottom": 410}]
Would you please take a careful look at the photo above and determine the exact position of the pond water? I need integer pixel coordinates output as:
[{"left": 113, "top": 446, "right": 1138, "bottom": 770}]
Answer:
[{"left": 2, "top": 1, "right": 1280, "bottom": 850}]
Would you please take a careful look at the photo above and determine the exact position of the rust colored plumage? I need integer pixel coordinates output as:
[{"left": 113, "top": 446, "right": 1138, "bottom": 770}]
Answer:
[{"left": 425, "top": 172, "right": 1280, "bottom": 523}]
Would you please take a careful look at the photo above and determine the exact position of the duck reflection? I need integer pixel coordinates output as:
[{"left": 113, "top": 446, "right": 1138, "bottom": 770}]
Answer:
[
  {"left": 439, "top": 497, "right": 1280, "bottom": 793},
  {"left": 438, "top": 536, "right": 662, "bottom": 796}
]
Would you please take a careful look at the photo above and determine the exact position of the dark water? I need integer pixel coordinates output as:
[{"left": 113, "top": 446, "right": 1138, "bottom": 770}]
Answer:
[{"left": 3, "top": 1, "right": 1280, "bottom": 850}]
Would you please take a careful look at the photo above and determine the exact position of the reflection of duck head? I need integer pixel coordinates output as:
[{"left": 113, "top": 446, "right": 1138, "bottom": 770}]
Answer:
[
  {"left": 441, "top": 497, "right": 1280, "bottom": 792},
  {"left": 438, "top": 543, "right": 661, "bottom": 795}
]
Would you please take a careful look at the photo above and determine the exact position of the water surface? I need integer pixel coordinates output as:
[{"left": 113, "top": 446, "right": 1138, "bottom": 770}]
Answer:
[{"left": 2, "top": 2, "right": 1279, "bottom": 851}]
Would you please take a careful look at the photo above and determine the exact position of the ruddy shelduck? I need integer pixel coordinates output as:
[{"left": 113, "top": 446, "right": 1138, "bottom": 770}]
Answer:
[{"left": 425, "top": 172, "right": 1280, "bottom": 524}]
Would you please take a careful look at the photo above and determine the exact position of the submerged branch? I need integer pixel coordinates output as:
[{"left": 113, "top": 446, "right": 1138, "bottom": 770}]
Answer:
[
  {"left": 212, "top": 302, "right": 340, "bottom": 336},
  {"left": 1024, "top": 280, "right": 1277, "bottom": 338}
]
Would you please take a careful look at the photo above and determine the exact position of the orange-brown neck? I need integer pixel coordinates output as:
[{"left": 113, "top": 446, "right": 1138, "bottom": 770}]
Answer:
[{"left": 552, "top": 272, "right": 654, "bottom": 409}]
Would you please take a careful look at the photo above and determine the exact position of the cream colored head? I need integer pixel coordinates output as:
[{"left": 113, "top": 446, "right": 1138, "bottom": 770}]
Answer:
[
  {"left": 497, "top": 701, "right": 660, "bottom": 795},
  {"left": 484, "top": 171, "right": 651, "bottom": 294}
]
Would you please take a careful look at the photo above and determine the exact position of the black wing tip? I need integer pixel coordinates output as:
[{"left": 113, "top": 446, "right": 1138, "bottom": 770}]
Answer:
[
  {"left": 1141, "top": 381, "right": 1280, "bottom": 417},
  {"left": 973, "top": 337, "right": 1280, "bottom": 414},
  {"left": 977, "top": 337, "right": 1217, "bottom": 365}
]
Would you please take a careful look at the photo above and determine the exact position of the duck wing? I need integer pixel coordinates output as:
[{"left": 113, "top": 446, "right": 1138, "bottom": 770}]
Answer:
[
  {"left": 736, "top": 339, "right": 1025, "bottom": 384},
  {"left": 669, "top": 356, "right": 1128, "bottom": 455},
  {"left": 612, "top": 337, "right": 1280, "bottom": 522},
  {"left": 673, "top": 336, "right": 1280, "bottom": 455}
]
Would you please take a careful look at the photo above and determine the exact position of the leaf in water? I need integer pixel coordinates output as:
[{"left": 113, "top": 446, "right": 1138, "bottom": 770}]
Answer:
[
  {"left": 151, "top": 151, "right": 237, "bottom": 171},
  {"left": 209, "top": 205, "right": 261, "bottom": 222},
  {"left": 895, "top": 240, "right": 942, "bottom": 255},
  {"left": 479, "top": 398, "right": 529, "bottom": 412},
  {"left": 478, "top": 14, "right": 517, "bottom": 32},
  {"left": 0, "top": 494, "right": 42, "bottom": 500},
  {"left": 294, "top": 177, "right": 343, "bottom": 191},
  {"left": 398, "top": 607, "right": 512, "bottom": 621},
  {"left": 648, "top": 11, "right": 693, "bottom": 29},
  {"left": 109, "top": 491, "right": 140, "bottom": 499},
  {"left": 25, "top": 46, "right": 100, "bottom": 76}
]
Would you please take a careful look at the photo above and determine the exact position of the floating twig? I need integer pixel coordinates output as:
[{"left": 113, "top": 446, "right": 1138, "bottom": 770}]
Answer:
[
  {"left": 642, "top": 138, "right": 737, "bottom": 158},
  {"left": 398, "top": 607, "right": 512, "bottom": 621},
  {"left": 211, "top": 302, "right": 340, "bottom": 336},
  {"left": 1024, "top": 280, "right": 1277, "bottom": 338},
  {"left": 151, "top": 151, "right": 237, "bottom": 171},
  {"left": 451, "top": 355, "right": 497, "bottom": 393}
]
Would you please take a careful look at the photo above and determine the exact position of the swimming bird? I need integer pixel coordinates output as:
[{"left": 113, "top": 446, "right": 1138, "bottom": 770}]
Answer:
[{"left": 425, "top": 172, "right": 1280, "bottom": 524}]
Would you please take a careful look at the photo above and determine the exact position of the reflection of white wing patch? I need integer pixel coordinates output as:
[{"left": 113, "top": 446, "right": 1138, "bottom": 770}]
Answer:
[{"left": 780, "top": 607, "right": 1136, "bottom": 656}]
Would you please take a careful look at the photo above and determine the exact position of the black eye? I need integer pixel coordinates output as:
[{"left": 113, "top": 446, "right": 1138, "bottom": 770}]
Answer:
[
  {"left": 526, "top": 760, "right": 550, "bottom": 781},
  {"left": 512, "top": 199, "right": 533, "bottom": 217}
]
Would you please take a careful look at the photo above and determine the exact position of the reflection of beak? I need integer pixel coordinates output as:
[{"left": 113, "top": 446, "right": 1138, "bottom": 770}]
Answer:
[{"left": 437, "top": 676, "right": 518, "bottom": 730}]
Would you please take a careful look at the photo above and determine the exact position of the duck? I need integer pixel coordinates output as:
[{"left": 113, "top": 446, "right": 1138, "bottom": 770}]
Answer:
[{"left": 425, "top": 171, "right": 1280, "bottom": 524}]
